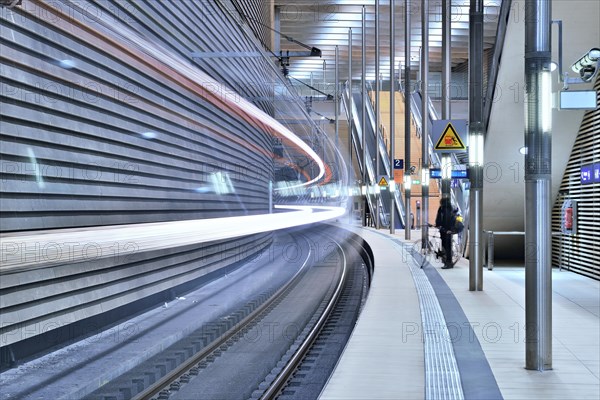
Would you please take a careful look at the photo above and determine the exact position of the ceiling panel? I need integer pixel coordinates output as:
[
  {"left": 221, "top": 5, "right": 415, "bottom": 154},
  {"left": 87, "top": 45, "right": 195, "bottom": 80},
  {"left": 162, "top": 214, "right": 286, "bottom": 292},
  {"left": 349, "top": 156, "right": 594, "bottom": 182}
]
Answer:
[{"left": 274, "top": 0, "right": 503, "bottom": 82}]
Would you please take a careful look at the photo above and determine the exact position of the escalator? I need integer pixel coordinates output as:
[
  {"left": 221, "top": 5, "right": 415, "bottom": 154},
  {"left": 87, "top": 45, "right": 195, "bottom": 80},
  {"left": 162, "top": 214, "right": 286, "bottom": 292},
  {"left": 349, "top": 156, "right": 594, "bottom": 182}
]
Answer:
[
  {"left": 342, "top": 81, "right": 473, "bottom": 232},
  {"left": 342, "top": 84, "right": 405, "bottom": 229}
]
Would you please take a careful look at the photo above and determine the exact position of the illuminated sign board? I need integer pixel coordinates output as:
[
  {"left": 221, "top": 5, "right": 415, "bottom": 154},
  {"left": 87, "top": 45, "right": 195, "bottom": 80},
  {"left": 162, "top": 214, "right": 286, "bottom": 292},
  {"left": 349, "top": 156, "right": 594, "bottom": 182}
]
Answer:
[
  {"left": 559, "top": 90, "right": 597, "bottom": 110},
  {"left": 430, "top": 168, "right": 469, "bottom": 179},
  {"left": 581, "top": 164, "right": 593, "bottom": 184}
]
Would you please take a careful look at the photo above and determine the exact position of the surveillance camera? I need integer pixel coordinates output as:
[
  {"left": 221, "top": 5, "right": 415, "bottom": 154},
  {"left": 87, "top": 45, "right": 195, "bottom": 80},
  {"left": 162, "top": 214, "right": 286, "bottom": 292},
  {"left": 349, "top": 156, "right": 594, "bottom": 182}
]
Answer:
[{"left": 571, "top": 48, "right": 600, "bottom": 82}]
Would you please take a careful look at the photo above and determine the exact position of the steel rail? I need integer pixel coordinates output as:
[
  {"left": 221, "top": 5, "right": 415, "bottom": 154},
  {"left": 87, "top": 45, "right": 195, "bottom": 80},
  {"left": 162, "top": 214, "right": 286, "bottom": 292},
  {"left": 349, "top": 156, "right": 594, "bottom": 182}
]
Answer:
[
  {"left": 259, "top": 237, "right": 348, "bottom": 400},
  {"left": 131, "top": 234, "right": 316, "bottom": 400}
]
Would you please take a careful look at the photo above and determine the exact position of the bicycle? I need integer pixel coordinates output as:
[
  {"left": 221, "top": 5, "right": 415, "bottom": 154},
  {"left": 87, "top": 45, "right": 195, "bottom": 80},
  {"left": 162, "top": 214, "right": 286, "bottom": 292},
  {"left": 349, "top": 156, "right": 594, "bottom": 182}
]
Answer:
[{"left": 412, "top": 224, "right": 461, "bottom": 268}]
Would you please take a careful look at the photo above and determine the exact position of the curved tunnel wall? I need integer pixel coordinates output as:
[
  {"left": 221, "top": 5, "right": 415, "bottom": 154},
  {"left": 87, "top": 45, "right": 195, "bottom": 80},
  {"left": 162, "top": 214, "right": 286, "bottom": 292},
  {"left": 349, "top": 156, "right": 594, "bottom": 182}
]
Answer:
[
  {"left": 551, "top": 75, "right": 600, "bottom": 280},
  {"left": 1, "top": 0, "right": 276, "bottom": 232},
  {"left": 0, "top": 0, "right": 295, "bottom": 361}
]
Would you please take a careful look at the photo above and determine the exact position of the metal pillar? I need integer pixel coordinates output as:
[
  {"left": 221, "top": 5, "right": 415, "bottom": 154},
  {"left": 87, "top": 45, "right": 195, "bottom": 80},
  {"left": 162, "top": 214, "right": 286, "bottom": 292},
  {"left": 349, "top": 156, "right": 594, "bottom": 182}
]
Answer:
[
  {"left": 524, "top": 0, "right": 552, "bottom": 371},
  {"left": 269, "top": 180, "right": 273, "bottom": 213},
  {"left": 404, "top": 0, "right": 412, "bottom": 239},
  {"left": 362, "top": 6, "right": 368, "bottom": 227},
  {"left": 274, "top": 6, "right": 281, "bottom": 54},
  {"left": 335, "top": 46, "right": 339, "bottom": 151},
  {"left": 442, "top": 0, "right": 451, "bottom": 119},
  {"left": 441, "top": 0, "right": 451, "bottom": 203},
  {"left": 421, "top": 0, "right": 429, "bottom": 245},
  {"left": 469, "top": 0, "right": 484, "bottom": 291},
  {"left": 390, "top": 0, "right": 396, "bottom": 234},
  {"left": 375, "top": 0, "right": 381, "bottom": 229},
  {"left": 348, "top": 28, "right": 353, "bottom": 189}
]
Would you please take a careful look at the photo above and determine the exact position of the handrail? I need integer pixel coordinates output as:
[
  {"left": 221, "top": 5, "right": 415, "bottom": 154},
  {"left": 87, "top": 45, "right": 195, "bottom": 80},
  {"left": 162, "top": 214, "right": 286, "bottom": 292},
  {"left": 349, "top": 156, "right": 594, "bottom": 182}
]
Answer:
[
  {"left": 344, "top": 82, "right": 405, "bottom": 227},
  {"left": 483, "top": 230, "right": 565, "bottom": 271},
  {"left": 364, "top": 82, "right": 406, "bottom": 226},
  {"left": 341, "top": 84, "right": 380, "bottom": 224}
]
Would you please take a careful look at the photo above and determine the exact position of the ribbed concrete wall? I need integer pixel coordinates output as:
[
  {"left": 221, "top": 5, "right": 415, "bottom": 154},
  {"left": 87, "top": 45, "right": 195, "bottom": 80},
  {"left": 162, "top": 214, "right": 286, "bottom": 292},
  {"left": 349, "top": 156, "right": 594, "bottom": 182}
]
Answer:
[
  {"left": 0, "top": 0, "right": 291, "bottom": 361},
  {"left": 1, "top": 0, "right": 275, "bottom": 232},
  {"left": 0, "top": 233, "right": 272, "bottom": 349},
  {"left": 551, "top": 75, "right": 599, "bottom": 279},
  {"left": 231, "top": 0, "right": 274, "bottom": 49}
]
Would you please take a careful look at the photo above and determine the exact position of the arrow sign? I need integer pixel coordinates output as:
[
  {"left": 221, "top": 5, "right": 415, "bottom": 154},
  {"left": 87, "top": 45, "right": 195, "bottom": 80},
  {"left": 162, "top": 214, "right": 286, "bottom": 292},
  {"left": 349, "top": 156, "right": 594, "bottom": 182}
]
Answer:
[{"left": 433, "top": 120, "right": 467, "bottom": 153}]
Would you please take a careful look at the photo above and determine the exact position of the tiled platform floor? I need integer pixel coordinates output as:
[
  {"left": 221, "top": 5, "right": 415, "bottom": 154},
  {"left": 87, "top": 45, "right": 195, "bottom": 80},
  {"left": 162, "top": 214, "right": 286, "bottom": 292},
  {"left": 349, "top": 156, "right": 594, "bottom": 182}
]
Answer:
[{"left": 320, "top": 226, "right": 599, "bottom": 400}]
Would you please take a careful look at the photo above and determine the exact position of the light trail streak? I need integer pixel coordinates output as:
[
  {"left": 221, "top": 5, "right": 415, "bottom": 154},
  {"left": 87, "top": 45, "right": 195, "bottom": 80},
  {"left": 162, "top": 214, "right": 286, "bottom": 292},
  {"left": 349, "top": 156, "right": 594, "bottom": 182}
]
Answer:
[
  {"left": 0, "top": 206, "right": 346, "bottom": 272},
  {"left": 25, "top": 0, "right": 326, "bottom": 188}
]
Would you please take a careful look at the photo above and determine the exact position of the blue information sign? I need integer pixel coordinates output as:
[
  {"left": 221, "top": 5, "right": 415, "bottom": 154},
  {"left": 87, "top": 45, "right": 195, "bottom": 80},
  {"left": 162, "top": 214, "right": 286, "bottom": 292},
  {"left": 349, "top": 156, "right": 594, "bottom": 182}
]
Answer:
[
  {"left": 452, "top": 170, "right": 469, "bottom": 179},
  {"left": 581, "top": 164, "right": 593, "bottom": 184},
  {"left": 394, "top": 159, "right": 404, "bottom": 169},
  {"left": 430, "top": 168, "right": 469, "bottom": 179},
  {"left": 594, "top": 163, "right": 600, "bottom": 183}
]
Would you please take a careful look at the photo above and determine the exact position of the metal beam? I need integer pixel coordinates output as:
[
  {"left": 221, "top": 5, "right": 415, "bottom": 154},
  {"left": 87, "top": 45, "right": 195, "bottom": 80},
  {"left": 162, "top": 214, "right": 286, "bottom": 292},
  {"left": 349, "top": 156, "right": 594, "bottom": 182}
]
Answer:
[
  {"left": 190, "top": 52, "right": 263, "bottom": 58},
  {"left": 279, "top": 50, "right": 322, "bottom": 58}
]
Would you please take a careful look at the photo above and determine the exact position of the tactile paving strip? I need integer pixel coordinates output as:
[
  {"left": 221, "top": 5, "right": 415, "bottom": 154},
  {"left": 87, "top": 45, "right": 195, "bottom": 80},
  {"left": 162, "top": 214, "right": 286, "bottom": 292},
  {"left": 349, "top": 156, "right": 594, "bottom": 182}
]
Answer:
[{"left": 404, "top": 241, "right": 465, "bottom": 400}]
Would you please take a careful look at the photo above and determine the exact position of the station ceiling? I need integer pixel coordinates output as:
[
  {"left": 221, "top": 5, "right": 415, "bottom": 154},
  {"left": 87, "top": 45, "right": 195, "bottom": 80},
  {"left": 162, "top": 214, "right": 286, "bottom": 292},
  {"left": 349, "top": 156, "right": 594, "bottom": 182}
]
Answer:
[{"left": 274, "top": 0, "right": 503, "bottom": 81}]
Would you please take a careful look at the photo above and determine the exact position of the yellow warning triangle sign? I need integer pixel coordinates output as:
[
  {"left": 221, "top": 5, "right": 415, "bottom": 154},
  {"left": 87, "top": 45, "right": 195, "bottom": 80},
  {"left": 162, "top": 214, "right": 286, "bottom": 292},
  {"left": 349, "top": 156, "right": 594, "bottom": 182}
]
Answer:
[
  {"left": 434, "top": 123, "right": 466, "bottom": 150},
  {"left": 378, "top": 176, "right": 389, "bottom": 186}
]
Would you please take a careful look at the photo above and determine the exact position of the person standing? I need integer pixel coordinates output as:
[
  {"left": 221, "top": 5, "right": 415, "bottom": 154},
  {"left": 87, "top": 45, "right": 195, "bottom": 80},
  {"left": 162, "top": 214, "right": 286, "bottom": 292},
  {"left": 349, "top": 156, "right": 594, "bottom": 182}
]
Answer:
[{"left": 435, "top": 197, "right": 454, "bottom": 269}]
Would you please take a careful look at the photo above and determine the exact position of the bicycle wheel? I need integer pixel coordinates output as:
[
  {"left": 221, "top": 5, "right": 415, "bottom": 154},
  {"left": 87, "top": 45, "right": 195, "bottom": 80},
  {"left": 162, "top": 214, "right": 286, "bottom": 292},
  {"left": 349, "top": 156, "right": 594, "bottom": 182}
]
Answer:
[
  {"left": 451, "top": 238, "right": 461, "bottom": 266},
  {"left": 412, "top": 238, "right": 431, "bottom": 267}
]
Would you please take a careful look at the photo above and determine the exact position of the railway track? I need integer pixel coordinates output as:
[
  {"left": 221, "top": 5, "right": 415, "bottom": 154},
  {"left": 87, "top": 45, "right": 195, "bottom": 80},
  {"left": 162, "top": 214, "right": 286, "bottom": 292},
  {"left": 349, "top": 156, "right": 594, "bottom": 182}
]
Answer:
[
  {"left": 262, "top": 232, "right": 372, "bottom": 400},
  {"left": 78, "top": 226, "right": 370, "bottom": 400},
  {"left": 0, "top": 225, "right": 371, "bottom": 400}
]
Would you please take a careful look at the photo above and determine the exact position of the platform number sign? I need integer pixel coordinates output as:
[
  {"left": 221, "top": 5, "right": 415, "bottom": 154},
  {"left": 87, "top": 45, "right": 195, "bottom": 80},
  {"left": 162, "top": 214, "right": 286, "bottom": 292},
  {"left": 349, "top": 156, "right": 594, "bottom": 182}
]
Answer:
[
  {"left": 393, "top": 159, "right": 404, "bottom": 169},
  {"left": 581, "top": 164, "right": 594, "bottom": 184}
]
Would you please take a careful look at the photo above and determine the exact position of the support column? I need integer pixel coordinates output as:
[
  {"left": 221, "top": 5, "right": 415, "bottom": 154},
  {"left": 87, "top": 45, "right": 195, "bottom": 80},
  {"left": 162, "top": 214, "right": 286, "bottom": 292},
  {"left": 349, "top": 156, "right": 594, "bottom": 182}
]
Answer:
[
  {"left": 390, "top": 0, "right": 396, "bottom": 234},
  {"left": 348, "top": 27, "right": 353, "bottom": 212},
  {"left": 375, "top": 0, "right": 381, "bottom": 229},
  {"left": 404, "top": 0, "right": 412, "bottom": 239},
  {"left": 469, "top": 0, "right": 484, "bottom": 291},
  {"left": 441, "top": 0, "right": 451, "bottom": 203},
  {"left": 421, "top": 0, "right": 429, "bottom": 246},
  {"left": 335, "top": 46, "right": 339, "bottom": 151},
  {"left": 274, "top": 6, "right": 281, "bottom": 54},
  {"left": 362, "top": 6, "right": 368, "bottom": 227},
  {"left": 269, "top": 180, "right": 273, "bottom": 213},
  {"left": 524, "top": 0, "right": 552, "bottom": 371}
]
